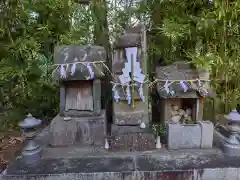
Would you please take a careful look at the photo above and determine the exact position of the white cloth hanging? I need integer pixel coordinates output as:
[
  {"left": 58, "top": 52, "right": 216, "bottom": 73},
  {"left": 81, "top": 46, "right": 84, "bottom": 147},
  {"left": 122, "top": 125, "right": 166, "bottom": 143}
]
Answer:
[
  {"left": 164, "top": 80, "right": 170, "bottom": 94},
  {"left": 126, "top": 85, "right": 131, "bottom": 104},
  {"left": 70, "top": 63, "right": 76, "bottom": 76},
  {"left": 60, "top": 64, "right": 66, "bottom": 79},
  {"left": 180, "top": 80, "right": 188, "bottom": 92},
  {"left": 87, "top": 63, "right": 94, "bottom": 79}
]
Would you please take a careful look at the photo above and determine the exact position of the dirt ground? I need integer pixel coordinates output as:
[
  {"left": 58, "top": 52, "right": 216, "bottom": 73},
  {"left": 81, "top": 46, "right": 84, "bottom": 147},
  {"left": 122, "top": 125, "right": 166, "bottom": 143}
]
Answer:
[{"left": 0, "top": 131, "right": 24, "bottom": 173}]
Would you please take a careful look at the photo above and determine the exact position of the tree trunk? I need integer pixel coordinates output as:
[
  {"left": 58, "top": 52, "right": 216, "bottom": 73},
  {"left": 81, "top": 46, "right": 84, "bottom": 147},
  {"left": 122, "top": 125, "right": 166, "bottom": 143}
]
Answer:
[
  {"left": 91, "top": 0, "right": 113, "bottom": 134},
  {"left": 148, "top": 0, "right": 164, "bottom": 123}
]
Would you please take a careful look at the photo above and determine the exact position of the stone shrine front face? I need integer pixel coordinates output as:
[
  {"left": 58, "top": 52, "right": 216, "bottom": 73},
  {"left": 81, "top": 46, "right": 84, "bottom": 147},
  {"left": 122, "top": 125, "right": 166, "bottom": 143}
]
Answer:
[{"left": 65, "top": 81, "right": 93, "bottom": 112}]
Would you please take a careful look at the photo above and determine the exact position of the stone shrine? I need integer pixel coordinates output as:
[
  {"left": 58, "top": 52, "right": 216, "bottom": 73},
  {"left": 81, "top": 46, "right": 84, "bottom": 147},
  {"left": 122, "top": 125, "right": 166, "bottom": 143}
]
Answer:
[
  {"left": 155, "top": 61, "right": 215, "bottom": 149},
  {"left": 50, "top": 45, "right": 107, "bottom": 147},
  {"left": 155, "top": 61, "right": 215, "bottom": 124},
  {"left": 110, "top": 24, "right": 155, "bottom": 151}
]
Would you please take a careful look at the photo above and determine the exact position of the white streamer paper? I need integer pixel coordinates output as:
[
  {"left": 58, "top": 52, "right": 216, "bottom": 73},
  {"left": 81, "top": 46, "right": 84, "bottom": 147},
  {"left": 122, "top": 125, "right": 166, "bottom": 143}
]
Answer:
[
  {"left": 180, "top": 81, "right": 188, "bottom": 92},
  {"left": 139, "top": 84, "right": 145, "bottom": 102},
  {"left": 197, "top": 78, "right": 201, "bottom": 87},
  {"left": 164, "top": 80, "right": 170, "bottom": 94},
  {"left": 60, "top": 64, "right": 66, "bottom": 79},
  {"left": 112, "top": 84, "right": 117, "bottom": 91},
  {"left": 170, "top": 90, "right": 175, "bottom": 96},
  {"left": 114, "top": 90, "right": 120, "bottom": 103},
  {"left": 126, "top": 85, "right": 131, "bottom": 104},
  {"left": 82, "top": 53, "right": 88, "bottom": 61},
  {"left": 112, "top": 84, "right": 120, "bottom": 102},
  {"left": 87, "top": 63, "right": 94, "bottom": 79},
  {"left": 70, "top": 63, "right": 76, "bottom": 76}
]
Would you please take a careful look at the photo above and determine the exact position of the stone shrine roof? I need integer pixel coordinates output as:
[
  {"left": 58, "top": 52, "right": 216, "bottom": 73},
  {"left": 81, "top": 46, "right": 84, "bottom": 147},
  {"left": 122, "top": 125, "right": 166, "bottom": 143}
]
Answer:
[
  {"left": 155, "top": 61, "right": 216, "bottom": 98},
  {"left": 114, "top": 24, "right": 143, "bottom": 49},
  {"left": 53, "top": 45, "right": 106, "bottom": 81}
]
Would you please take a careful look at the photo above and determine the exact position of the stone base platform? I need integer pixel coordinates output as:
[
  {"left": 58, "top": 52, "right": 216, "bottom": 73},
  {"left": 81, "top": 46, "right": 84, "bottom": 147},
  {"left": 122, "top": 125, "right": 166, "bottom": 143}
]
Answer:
[
  {"left": 214, "top": 126, "right": 240, "bottom": 156},
  {"left": 49, "top": 110, "right": 106, "bottom": 147},
  {"left": 3, "top": 148, "right": 240, "bottom": 180},
  {"left": 167, "top": 121, "right": 214, "bottom": 150},
  {"left": 109, "top": 125, "right": 155, "bottom": 151}
]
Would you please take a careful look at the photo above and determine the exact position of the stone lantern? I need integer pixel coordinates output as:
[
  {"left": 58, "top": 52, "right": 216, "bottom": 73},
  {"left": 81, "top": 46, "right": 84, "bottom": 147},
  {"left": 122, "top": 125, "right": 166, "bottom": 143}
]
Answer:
[
  {"left": 19, "top": 113, "right": 42, "bottom": 165},
  {"left": 222, "top": 109, "right": 240, "bottom": 156}
]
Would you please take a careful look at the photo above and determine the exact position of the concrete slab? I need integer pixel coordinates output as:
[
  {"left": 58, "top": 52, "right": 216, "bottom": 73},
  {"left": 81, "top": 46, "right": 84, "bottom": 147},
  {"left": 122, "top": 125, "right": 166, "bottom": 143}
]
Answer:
[
  {"left": 4, "top": 126, "right": 240, "bottom": 179},
  {"left": 3, "top": 148, "right": 238, "bottom": 175},
  {"left": 3, "top": 147, "right": 240, "bottom": 180}
]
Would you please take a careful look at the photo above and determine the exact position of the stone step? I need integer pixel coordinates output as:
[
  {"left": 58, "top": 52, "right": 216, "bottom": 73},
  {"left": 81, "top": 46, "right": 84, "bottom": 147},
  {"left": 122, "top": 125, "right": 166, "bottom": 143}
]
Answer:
[
  {"left": 2, "top": 148, "right": 240, "bottom": 180},
  {"left": 109, "top": 125, "right": 155, "bottom": 151}
]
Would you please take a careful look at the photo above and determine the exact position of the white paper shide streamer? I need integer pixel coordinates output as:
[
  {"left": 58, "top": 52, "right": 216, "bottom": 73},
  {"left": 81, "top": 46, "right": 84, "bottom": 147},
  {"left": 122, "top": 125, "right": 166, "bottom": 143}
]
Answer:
[
  {"left": 180, "top": 80, "right": 188, "bottom": 92},
  {"left": 164, "top": 80, "right": 170, "bottom": 94},
  {"left": 126, "top": 85, "right": 131, "bottom": 104},
  {"left": 112, "top": 84, "right": 120, "bottom": 103},
  {"left": 138, "top": 84, "right": 145, "bottom": 102},
  {"left": 197, "top": 78, "right": 201, "bottom": 87},
  {"left": 70, "top": 63, "right": 76, "bottom": 76},
  {"left": 60, "top": 64, "right": 66, "bottom": 79},
  {"left": 87, "top": 63, "right": 94, "bottom": 79}
]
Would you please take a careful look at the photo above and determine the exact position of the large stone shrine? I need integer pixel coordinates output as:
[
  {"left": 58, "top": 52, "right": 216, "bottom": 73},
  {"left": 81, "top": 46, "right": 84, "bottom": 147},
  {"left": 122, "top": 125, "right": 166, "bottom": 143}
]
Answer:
[
  {"left": 109, "top": 24, "right": 155, "bottom": 151},
  {"left": 49, "top": 45, "right": 107, "bottom": 147}
]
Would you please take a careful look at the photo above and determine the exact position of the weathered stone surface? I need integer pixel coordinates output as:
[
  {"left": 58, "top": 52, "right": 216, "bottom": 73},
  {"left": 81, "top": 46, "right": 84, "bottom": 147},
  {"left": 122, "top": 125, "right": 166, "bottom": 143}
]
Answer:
[
  {"left": 114, "top": 34, "right": 141, "bottom": 49},
  {"left": 53, "top": 45, "right": 106, "bottom": 81},
  {"left": 75, "top": 113, "right": 106, "bottom": 147},
  {"left": 6, "top": 148, "right": 240, "bottom": 180},
  {"left": 50, "top": 115, "right": 78, "bottom": 146},
  {"left": 3, "top": 169, "right": 240, "bottom": 180},
  {"left": 6, "top": 157, "right": 134, "bottom": 175},
  {"left": 5, "top": 148, "right": 240, "bottom": 180},
  {"left": 155, "top": 61, "right": 215, "bottom": 98},
  {"left": 199, "top": 121, "right": 214, "bottom": 148},
  {"left": 167, "top": 121, "right": 214, "bottom": 149},
  {"left": 110, "top": 125, "right": 155, "bottom": 151},
  {"left": 113, "top": 101, "right": 148, "bottom": 125},
  {"left": 50, "top": 111, "right": 106, "bottom": 147},
  {"left": 167, "top": 123, "right": 201, "bottom": 149}
]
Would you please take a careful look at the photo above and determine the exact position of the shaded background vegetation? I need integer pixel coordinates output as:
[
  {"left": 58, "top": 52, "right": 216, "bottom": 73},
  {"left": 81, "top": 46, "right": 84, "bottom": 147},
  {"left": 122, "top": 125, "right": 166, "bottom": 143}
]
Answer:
[{"left": 0, "top": 0, "right": 239, "bottom": 131}]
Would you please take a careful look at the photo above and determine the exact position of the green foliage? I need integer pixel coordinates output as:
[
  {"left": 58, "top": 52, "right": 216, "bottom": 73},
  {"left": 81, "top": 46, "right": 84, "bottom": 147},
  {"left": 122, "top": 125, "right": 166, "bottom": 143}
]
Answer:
[
  {"left": 1, "top": 0, "right": 240, "bottom": 131},
  {"left": 144, "top": 0, "right": 240, "bottom": 115},
  {"left": 151, "top": 123, "right": 166, "bottom": 138},
  {"left": 0, "top": 0, "right": 73, "bottom": 130}
]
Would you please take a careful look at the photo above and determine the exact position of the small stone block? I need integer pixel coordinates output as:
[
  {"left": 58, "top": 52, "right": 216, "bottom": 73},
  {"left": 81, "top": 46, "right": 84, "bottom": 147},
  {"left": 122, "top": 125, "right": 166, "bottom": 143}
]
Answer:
[
  {"left": 198, "top": 121, "right": 214, "bottom": 148},
  {"left": 167, "top": 123, "right": 201, "bottom": 149},
  {"left": 50, "top": 110, "right": 106, "bottom": 147},
  {"left": 110, "top": 125, "right": 155, "bottom": 151},
  {"left": 167, "top": 121, "right": 214, "bottom": 149}
]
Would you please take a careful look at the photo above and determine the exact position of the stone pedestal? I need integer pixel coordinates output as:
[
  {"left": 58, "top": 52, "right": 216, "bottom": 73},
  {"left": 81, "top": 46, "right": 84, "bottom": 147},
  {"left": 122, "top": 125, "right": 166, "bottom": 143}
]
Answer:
[
  {"left": 50, "top": 110, "right": 106, "bottom": 147},
  {"left": 167, "top": 121, "right": 214, "bottom": 149},
  {"left": 110, "top": 125, "right": 155, "bottom": 151},
  {"left": 114, "top": 102, "right": 148, "bottom": 125}
]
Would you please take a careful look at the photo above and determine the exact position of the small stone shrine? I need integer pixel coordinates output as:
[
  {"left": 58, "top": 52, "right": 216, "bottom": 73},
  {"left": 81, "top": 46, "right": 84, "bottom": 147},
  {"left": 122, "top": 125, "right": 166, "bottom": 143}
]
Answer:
[
  {"left": 155, "top": 61, "right": 215, "bottom": 124},
  {"left": 110, "top": 24, "right": 155, "bottom": 151},
  {"left": 155, "top": 61, "right": 215, "bottom": 149},
  {"left": 50, "top": 45, "right": 107, "bottom": 147}
]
